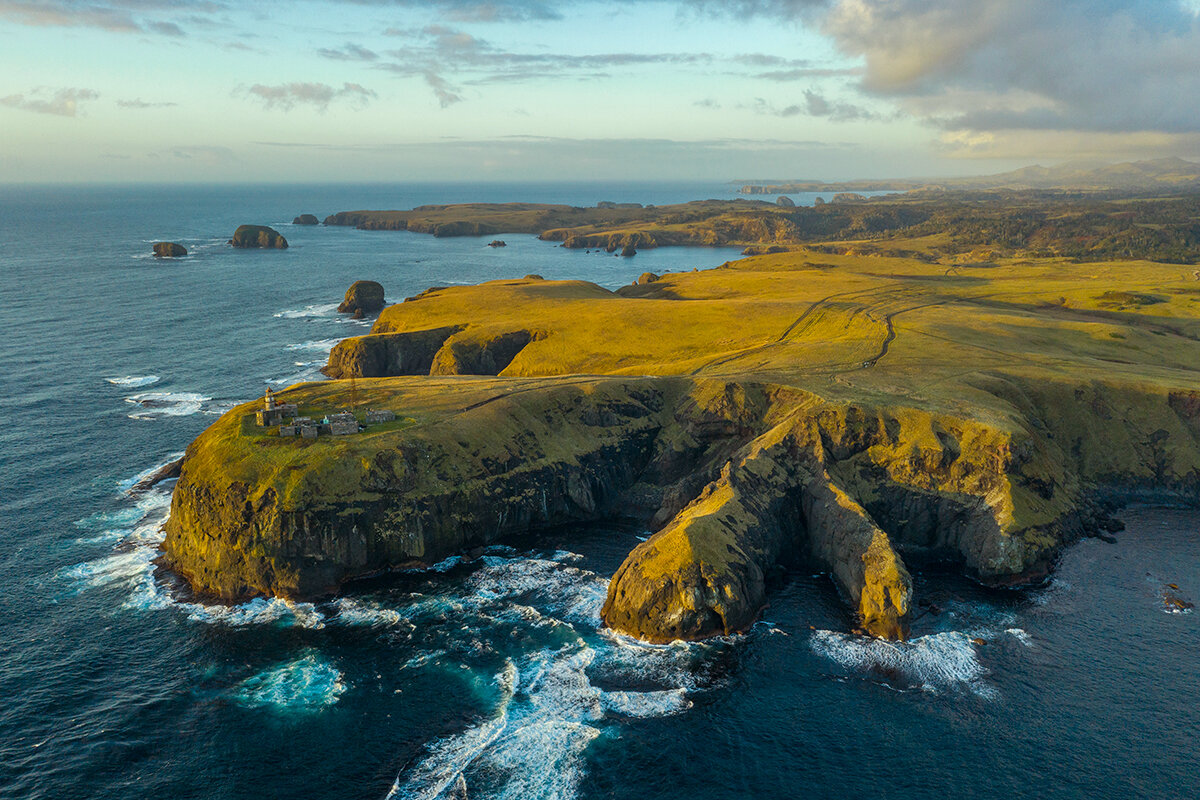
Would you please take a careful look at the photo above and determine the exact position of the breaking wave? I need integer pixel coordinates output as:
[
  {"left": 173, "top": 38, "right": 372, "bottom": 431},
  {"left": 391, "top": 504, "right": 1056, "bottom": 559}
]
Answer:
[
  {"left": 124, "top": 391, "right": 211, "bottom": 419},
  {"left": 106, "top": 375, "right": 160, "bottom": 388},
  {"left": 230, "top": 651, "right": 347, "bottom": 711},
  {"left": 274, "top": 302, "right": 339, "bottom": 319}
]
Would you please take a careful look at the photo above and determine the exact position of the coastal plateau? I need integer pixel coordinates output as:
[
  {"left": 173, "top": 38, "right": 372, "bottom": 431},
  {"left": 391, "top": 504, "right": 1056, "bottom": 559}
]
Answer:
[{"left": 164, "top": 202, "right": 1200, "bottom": 641}]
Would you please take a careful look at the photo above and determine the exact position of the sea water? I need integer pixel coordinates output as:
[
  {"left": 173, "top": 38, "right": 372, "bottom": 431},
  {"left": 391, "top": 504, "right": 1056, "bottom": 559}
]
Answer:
[{"left": 1, "top": 183, "right": 1197, "bottom": 800}]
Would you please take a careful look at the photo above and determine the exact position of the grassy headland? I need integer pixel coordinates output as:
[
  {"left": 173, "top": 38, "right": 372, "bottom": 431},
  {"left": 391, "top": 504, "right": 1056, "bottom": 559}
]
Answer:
[{"left": 166, "top": 193, "right": 1200, "bottom": 642}]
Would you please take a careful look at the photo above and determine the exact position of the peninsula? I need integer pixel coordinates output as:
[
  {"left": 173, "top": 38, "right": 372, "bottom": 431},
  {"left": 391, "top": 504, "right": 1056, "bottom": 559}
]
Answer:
[{"left": 163, "top": 192, "right": 1200, "bottom": 642}]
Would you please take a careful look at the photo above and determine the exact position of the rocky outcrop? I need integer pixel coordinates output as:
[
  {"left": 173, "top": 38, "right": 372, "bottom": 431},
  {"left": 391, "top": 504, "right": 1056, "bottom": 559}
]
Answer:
[
  {"left": 325, "top": 327, "right": 543, "bottom": 378},
  {"left": 230, "top": 225, "right": 288, "bottom": 249},
  {"left": 488, "top": 240, "right": 507, "bottom": 247},
  {"left": 293, "top": 214, "right": 320, "bottom": 225},
  {"left": 337, "top": 280, "right": 386, "bottom": 315},
  {"left": 776, "top": 196, "right": 795, "bottom": 207},
  {"left": 323, "top": 326, "right": 464, "bottom": 378},
  {"left": 153, "top": 242, "right": 187, "bottom": 257},
  {"left": 430, "top": 330, "right": 543, "bottom": 376}
]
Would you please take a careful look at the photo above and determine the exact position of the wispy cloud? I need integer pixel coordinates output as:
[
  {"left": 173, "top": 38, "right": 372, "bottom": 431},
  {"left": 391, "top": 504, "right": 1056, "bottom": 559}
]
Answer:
[
  {"left": 239, "top": 81, "right": 377, "bottom": 112},
  {"left": 0, "top": 87, "right": 99, "bottom": 116},
  {"left": 117, "top": 98, "right": 178, "bottom": 109},
  {"left": 158, "top": 145, "right": 237, "bottom": 164},
  {"left": 423, "top": 71, "right": 463, "bottom": 107},
  {"left": 317, "top": 42, "right": 379, "bottom": 62},
  {"left": 0, "top": 0, "right": 216, "bottom": 35},
  {"left": 376, "top": 24, "right": 717, "bottom": 105}
]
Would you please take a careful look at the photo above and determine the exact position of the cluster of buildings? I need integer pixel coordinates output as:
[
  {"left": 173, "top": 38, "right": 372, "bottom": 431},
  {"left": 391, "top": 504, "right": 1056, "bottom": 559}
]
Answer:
[{"left": 254, "top": 388, "right": 395, "bottom": 439}]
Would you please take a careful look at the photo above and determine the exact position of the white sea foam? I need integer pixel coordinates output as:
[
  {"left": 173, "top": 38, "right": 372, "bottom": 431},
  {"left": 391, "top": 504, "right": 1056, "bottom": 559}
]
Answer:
[
  {"left": 267, "top": 363, "right": 326, "bottom": 386},
  {"left": 230, "top": 651, "right": 346, "bottom": 711},
  {"left": 118, "top": 452, "right": 186, "bottom": 493},
  {"left": 601, "top": 687, "right": 691, "bottom": 717},
  {"left": 106, "top": 375, "right": 160, "bottom": 388},
  {"left": 1005, "top": 628, "right": 1034, "bottom": 646},
  {"left": 811, "top": 629, "right": 998, "bottom": 699},
  {"left": 468, "top": 556, "right": 608, "bottom": 624},
  {"left": 274, "top": 302, "right": 339, "bottom": 319},
  {"left": 389, "top": 552, "right": 706, "bottom": 800},
  {"left": 124, "top": 391, "right": 211, "bottom": 419},
  {"left": 284, "top": 338, "right": 343, "bottom": 354},
  {"left": 328, "top": 597, "right": 405, "bottom": 627}
]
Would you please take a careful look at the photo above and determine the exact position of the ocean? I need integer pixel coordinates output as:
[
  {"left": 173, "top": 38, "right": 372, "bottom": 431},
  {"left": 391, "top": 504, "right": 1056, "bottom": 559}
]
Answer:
[{"left": 0, "top": 183, "right": 1197, "bottom": 800}]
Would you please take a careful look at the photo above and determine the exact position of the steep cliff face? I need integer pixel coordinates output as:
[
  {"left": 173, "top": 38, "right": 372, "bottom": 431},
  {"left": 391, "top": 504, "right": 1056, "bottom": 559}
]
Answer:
[
  {"left": 323, "top": 326, "right": 464, "bottom": 378},
  {"left": 164, "top": 379, "right": 677, "bottom": 599},
  {"left": 325, "top": 327, "right": 546, "bottom": 378}
]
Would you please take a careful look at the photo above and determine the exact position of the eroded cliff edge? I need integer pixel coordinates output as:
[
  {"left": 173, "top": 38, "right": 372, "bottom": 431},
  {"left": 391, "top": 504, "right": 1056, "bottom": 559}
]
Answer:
[{"left": 163, "top": 252, "right": 1200, "bottom": 641}]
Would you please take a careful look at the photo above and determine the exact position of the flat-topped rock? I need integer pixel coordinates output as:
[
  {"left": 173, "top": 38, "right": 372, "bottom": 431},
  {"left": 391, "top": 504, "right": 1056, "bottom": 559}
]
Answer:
[
  {"left": 153, "top": 242, "right": 187, "bottom": 257},
  {"left": 230, "top": 225, "right": 288, "bottom": 249}
]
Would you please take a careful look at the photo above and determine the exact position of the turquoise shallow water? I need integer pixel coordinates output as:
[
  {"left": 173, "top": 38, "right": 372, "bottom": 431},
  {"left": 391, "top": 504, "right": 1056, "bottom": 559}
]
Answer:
[{"left": 1, "top": 183, "right": 1197, "bottom": 800}]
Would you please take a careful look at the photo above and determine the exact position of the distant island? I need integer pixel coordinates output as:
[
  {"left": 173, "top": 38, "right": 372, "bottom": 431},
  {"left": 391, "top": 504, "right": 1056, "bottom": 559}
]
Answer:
[
  {"left": 163, "top": 188, "right": 1200, "bottom": 643},
  {"left": 736, "top": 156, "right": 1200, "bottom": 195}
]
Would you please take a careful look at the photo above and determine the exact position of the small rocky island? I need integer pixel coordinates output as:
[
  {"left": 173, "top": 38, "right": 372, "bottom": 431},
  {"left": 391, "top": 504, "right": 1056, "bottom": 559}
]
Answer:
[
  {"left": 163, "top": 194, "right": 1200, "bottom": 644},
  {"left": 337, "top": 280, "right": 386, "bottom": 316},
  {"left": 230, "top": 224, "right": 288, "bottom": 249},
  {"left": 293, "top": 214, "right": 320, "bottom": 225},
  {"left": 153, "top": 242, "right": 187, "bottom": 257}
]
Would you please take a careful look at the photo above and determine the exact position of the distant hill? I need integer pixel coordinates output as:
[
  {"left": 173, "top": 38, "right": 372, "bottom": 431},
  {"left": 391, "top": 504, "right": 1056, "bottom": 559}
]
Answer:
[{"left": 738, "top": 157, "right": 1200, "bottom": 194}]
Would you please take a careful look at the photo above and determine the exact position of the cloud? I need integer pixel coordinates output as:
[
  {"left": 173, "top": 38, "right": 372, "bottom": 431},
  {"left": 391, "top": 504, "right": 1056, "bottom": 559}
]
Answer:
[
  {"left": 378, "top": 24, "right": 717, "bottom": 104},
  {"left": 146, "top": 19, "right": 184, "bottom": 36},
  {"left": 820, "top": 0, "right": 1200, "bottom": 136},
  {"left": 423, "top": 71, "right": 463, "bottom": 107},
  {"left": 0, "top": 87, "right": 99, "bottom": 116},
  {"left": 743, "top": 91, "right": 875, "bottom": 121},
  {"left": 117, "top": 98, "right": 178, "bottom": 108},
  {"left": 0, "top": 1, "right": 217, "bottom": 35},
  {"left": 334, "top": 0, "right": 561, "bottom": 22},
  {"left": 755, "top": 66, "right": 862, "bottom": 81},
  {"left": 161, "top": 145, "right": 237, "bottom": 164},
  {"left": 240, "top": 82, "right": 377, "bottom": 111},
  {"left": 801, "top": 88, "right": 876, "bottom": 121},
  {"left": 317, "top": 43, "right": 379, "bottom": 62}
]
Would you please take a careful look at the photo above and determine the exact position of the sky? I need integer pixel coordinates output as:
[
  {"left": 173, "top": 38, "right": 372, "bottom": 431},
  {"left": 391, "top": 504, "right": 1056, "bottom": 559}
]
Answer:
[{"left": 2, "top": 0, "right": 1200, "bottom": 183}]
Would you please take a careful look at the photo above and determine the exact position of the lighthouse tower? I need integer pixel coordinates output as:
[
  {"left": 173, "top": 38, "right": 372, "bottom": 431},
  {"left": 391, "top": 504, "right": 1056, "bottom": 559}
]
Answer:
[{"left": 257, "top": 386, "right": 285, "bottom": 426}]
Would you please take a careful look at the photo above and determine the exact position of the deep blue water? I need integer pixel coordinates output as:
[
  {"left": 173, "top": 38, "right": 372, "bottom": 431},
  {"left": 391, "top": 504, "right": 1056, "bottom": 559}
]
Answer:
[{"left": 1, "top": 183, "right": 1197, "bottom": 800}]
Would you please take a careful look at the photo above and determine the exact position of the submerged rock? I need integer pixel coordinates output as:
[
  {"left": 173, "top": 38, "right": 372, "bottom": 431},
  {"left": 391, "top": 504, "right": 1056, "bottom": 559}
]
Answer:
[
  {"left": 153, "top": 242, "right": 187, "bottom": 258},
  {"left": 337, "top": 280, "right": 386, "bottom": 315},
  {"left": 230, "top": 225, "right": 288, "bottom": 249},
  {"left": 488, "top": 239, "right": 507, "bottom": 247},
  {"left": 129, "top": 456, "right": 183, "bottom": 494}
]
